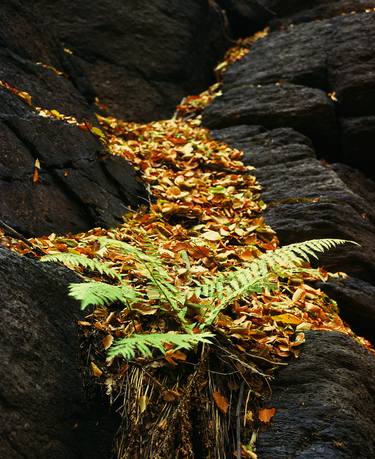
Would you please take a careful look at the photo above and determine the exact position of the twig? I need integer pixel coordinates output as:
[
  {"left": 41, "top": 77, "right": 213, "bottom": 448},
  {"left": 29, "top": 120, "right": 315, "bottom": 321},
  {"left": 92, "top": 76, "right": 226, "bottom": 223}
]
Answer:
[{"left": 236, "top": 381, "right": 245, "bottom": 458}]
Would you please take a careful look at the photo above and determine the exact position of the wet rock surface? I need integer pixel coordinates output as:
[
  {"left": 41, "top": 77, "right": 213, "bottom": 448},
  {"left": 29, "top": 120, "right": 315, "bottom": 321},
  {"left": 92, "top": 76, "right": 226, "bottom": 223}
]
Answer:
[
  {"left": 31, "top": 0, "right": 236, "bottom": 121},
  {"left": 0, "top": 247, "right": 117, "bottom": 459},
  {"left": 0, "top": 1, "right": 146, "bottom": 237},
  {"left": 257, "top": 331, "right": 375, "bottom": 459},
  {"left": 204, "top": 12, "right": 375, "bottom": 176}
]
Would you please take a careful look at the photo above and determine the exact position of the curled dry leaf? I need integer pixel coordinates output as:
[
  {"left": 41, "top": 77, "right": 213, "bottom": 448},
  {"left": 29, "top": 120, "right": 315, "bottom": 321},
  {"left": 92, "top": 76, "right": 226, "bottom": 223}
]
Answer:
[
  {"left": 102, "top": 334, "right": 114, "bottom": 350},
  {"left": 212, "top": 390, "right": 229, "bottom": 415},
  {"left": 90, "top": 361, "right": 103, "bottom": 377},
  {"left": 202, "top": 230, "right": 222, "bottom": 241},
  {"left": 258, "top": 407, "right": 276, "bottom": 423}
]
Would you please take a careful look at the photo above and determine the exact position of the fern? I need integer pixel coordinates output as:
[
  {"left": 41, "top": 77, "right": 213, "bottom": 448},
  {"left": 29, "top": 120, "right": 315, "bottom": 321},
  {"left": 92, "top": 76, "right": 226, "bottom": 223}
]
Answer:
[
  {"left": 107, "top": 331, "right": 215, "bottom": 360},
  {"left": 195, "top": 238, "right": 357, "bottom": 326},
  {"left": 99, "top": 238, "right": 187, "bottom": 321},
  {"left": 69, "top": 281, "right": 142, "bottom": 310},
  {"left": 41, "top": 252, "right": 121, "bottom": 280}
]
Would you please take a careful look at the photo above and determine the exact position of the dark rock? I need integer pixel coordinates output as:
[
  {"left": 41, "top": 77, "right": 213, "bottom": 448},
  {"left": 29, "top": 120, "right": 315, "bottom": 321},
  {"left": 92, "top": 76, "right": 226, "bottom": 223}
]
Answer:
[
  {"left": 212, "top": 125, "right": 375, "bottom": 284},
  {"left": 257, "top": 330, "right": 375, "bottom": 459},
  {"left": 0, "top": 1, "right": 147, "bottom": 236},
  {"left": 318, "top": 277, "right": 375, "bottom": 343},
  {"left": 203, "top": 84, "right": 338, "bottom": 154},
  {"left": 216, "top": 0, "right": 274, "bottom": 38},
  {"left": 31, "top": 0, "right": 233, "bottom": 121},
  {"left": 205, "top": 12, "right": 375, "bottom": 175},
  {"left": 332, "top": 162, "right": 375, "bottom": 205},
  {"left": 0, "top": 247, "right": 117, "bottom": 458},
  {"left": 339, "top": 117, "right": 375, "bottom": 174},
  {"left": 261, "top": 0, "right": 375, "bottom": 27}
]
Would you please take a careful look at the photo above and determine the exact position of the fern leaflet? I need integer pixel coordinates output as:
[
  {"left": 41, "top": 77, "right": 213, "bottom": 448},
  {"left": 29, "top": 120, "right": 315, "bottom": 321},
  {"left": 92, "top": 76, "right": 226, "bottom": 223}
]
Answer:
[
  {"left": 41, "top": 252, "right": 121, "bottom": 280},
  {"left": 107, "top": 331, "right": 215, "bottom": 360},
  {"left": 69, "top": 281, "right": 141, "bottom": 310}
]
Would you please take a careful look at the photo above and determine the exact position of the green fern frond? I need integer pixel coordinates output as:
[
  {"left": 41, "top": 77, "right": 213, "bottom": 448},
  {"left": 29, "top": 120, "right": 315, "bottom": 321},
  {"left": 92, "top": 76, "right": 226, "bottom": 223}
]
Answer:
[
  {"left": 107, "top": 331, "right": 215, "bottom": 360},
  {"left": 99, "top": 237, "right": 186, "bottom": 316},
  {"left": 195, "top": 238, "right": 356, "bottom": 326},
  {"left": 69, "top": 281, "right": 141, "bottom": 310},
  {"left": 41, "top": 252, "right": 121, "bottom": 280}
]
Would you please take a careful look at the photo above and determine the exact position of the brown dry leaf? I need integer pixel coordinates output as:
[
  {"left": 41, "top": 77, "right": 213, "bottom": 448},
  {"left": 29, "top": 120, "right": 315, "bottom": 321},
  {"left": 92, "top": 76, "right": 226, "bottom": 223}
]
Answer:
[
  {"left": 258, "top": 407, "right": 276, "bottom": 423},
  {"left": 292, "top": 287, "right": 305, "bottom": 303},
  {"left": 32, "top": 158, "right": 41, "bottom": 184},
  {"left": 162, "top": 389, "right": 181, "bottom": 402},
  {"left": 77, "top": 320, "right": 92, "bottom": 327},
  {"left": 90, "top": 362, "right": 103, "bottom": 377},
  {"left": 212, "top": 390, "right": 229, "bottom": 415},
  {"left": 102, "top": 334, "right": 114, "bottom": 350}
]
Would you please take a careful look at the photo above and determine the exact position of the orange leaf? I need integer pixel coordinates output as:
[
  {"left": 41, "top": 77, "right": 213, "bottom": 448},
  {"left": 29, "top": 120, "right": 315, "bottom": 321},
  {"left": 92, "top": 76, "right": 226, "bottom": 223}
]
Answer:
[
  {"left": 212, "top": 390, "right": 229, "bottom": 415},
  {"left": 90, "top": 362, "right": 103, "bottom": 377},
  {"left": 258, "top": 407, "right": 276, "bottom": 423},
  {"left": 272, "top": 313, "right": 302, "bottom": 325},
  {"left": 102, "top": 334, "right": 113, "bottom": 350}
]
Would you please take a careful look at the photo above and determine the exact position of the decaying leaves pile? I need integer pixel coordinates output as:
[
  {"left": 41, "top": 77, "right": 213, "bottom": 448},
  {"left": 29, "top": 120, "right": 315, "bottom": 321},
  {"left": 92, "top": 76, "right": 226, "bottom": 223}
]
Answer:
[{"left": 0, "top": 32, "right": 373, "bottom": 459}]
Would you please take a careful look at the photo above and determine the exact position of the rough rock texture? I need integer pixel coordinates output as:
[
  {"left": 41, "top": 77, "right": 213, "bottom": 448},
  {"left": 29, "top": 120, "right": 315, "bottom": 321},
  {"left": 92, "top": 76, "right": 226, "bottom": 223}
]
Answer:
[
  {"left": 259, "top": 0, "right": 375, "bottom": 27},
  {"left": 31, "top": 0, "right": 233, "bottom": 121},
  {"left": 204, "top": 12, "right": 375, "bottom": 176},
  {"left": 0, "top": 1, "right": 146, "bottom": 236},
  {"left": 257, "top": 331, "right": 375, "bottom": 459},
  {"left": 0, "top": 247, "right": 117, "bottom": 458}
]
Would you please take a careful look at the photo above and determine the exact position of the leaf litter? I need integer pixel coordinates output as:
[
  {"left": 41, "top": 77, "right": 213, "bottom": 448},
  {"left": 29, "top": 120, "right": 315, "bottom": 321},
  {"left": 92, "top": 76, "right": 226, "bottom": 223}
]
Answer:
[{"left": 0, "top": 29, "right": 374, "bottom": 459}]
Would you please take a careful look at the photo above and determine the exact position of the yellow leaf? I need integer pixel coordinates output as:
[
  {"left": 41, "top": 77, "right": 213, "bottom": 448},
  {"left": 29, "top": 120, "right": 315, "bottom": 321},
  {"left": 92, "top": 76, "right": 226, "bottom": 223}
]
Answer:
[
  {"left": 91, "top": 127, "right": 106, "bottom": 138},
  {"left": 90, "top": 362, "right": 103, "bottom": 377},
  {"left": 138, "top": 395, "right": 148, "bottom": 413},
  {"left": 272, "top": 313, "right": 303, "bottom": 325},
  {"left": 202, "top": 230, "right": 222, "bottom": 241}
]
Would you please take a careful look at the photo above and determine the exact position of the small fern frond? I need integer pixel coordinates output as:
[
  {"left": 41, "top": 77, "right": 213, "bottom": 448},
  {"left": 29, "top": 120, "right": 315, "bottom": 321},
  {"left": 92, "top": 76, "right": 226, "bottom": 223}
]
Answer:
[
  {"left": 99, "top": 237, "right": 186, "bottom": 312},
  {"left": 69, "top": 281, "right": 141, "bottom": 310},
  {"left": 107, "top": 331, "right": 215, "bottom": 360},
  {"left": 41, "top": 252, "right": 121, "bottom": 280},
  {"left": 258, "top": 239, "right": 356, "bottom": 270}
]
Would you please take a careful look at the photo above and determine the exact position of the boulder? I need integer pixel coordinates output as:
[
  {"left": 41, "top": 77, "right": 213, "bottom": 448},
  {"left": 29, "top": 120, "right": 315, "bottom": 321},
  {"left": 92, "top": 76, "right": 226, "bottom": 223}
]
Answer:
[
  {"left": 0, "top": 1, "right": 147, "bottom": 237},
  {"left": 204, "top": 12, "right": 375, "bottom": 176},
  {"left": 260, "top": 0, "right": 375, "bottom": 27},
  {"left": 203, "top": 84, "right": 338, "bottom": 155},
  {"left": 257, "top": 331, "right": 375, "bottom": 459},
  {"left": 30, "top": 0, "right": 235, "bottom": 121},
  {"left": 0, "top": 247, "right": 117, "bottom": 458}
]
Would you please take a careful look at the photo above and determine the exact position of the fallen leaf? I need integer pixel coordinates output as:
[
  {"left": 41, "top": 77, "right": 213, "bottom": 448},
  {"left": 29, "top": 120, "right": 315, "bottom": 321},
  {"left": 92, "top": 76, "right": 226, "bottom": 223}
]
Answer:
[
  {"left": 202, "top": 230, "right": 222, "bottom": 241},
  {"left": 90, "top": 362, "right": 103, "bottom": 377},
  {"left": 32, "top": 158, "right": 41, "bottom": 184},
  {"left": 138, "top": 395, "right": 148, "bottom": 413},
  {"left": 212, "top": 390, "right": 229, "bottom": 414},
  {"left": 258, "top": 407, "right": 276, "bottom": 423},
  {"left": 272, "top": 313, "right": 302, "bottom": 325},
  {"left": 102, "top": 334, "right": 114, "bottom": 350},
  {"left": 162, "top": 389, "right": 181, "bottom": 402}
]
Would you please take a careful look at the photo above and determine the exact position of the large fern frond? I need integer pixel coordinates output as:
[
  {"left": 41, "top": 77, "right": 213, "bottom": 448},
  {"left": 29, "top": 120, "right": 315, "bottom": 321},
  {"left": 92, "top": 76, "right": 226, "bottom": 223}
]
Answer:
[
  {"left": 107, "top": 331, "right": 215, "bottom": 360},
  {"left": 195, "top": 238, "right": 357, "bottom": 326},
  {"left": 41, "top": 252, "right": 121, "bottom": 280},
  {"left": 69, "top": 281, "right": 142, "bottom": 310}
]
